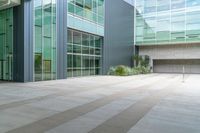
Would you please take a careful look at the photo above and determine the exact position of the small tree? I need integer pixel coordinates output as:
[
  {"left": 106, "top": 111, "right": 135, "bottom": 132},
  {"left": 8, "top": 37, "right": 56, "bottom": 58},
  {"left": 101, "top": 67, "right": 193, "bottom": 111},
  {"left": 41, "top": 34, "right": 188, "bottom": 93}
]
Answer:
[
  {"left": 132, "top": 55, "right": 143, "bottom": 67},
  {"left": 133, "top": 55, "right": 150, "bottom": 67},
  {"left": 141, "top": 55, "right": 150, "bottom": 67}
]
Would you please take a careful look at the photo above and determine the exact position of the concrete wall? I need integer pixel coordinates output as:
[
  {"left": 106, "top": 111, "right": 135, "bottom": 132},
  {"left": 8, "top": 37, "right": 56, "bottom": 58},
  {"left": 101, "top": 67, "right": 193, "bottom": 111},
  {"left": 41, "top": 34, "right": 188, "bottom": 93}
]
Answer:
[
  {"left": 103, "top": 0, "right": 134, "bottom": 74},
  {"left": 139, "top": 43, "right": 200, "bottom": 68}
]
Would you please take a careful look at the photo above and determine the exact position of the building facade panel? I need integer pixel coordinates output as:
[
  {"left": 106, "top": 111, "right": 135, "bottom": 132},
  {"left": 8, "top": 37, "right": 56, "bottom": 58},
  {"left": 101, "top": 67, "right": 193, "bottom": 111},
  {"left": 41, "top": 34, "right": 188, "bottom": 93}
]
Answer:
[
  {"left": 103, "top": 0, "right": 134, "bottom": 74},
  {"left": 135, "top": 0, "right": 200, "bottom": 46},
  {"left": 67, "top": 28, "right": 103, "bottom": 77},
  {"left": 34, "top": 0, "right": 57, "bottom": 81},
  {"left": 135, "top": 0, "right": 200, "bottom": 74},
  {"left": 139, "top": 44, "right": 200, "bottom": 72},
  {"left": 0, "top": 8, "right": 13, "bottom": 80}
]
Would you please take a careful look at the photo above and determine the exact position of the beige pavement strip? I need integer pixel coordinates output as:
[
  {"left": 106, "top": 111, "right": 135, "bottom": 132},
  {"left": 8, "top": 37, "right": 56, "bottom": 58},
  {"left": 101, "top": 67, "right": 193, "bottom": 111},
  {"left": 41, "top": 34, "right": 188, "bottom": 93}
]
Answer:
[
  {"left": 0, "top": 74, "right": 160, "bottom": 111},
  {"left": 88, "top": 82, "right": 180, "bottom": 133},
  {"left": 0, "top": 94, "right": 57, "bottom": 110},
  {"left": 6, "top": 77, "right": 166, "bottom": 133}
]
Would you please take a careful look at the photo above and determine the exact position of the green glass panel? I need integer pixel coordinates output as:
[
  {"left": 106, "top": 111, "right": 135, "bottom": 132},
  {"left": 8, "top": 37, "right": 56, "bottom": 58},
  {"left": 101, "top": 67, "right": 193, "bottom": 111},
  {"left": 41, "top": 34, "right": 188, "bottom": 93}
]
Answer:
[
  {"left": 0, "top": 8, "right": 13, "bottom": 81},
  {"left": 35, "top": 54, "right": 42, "bottom": 81},
  {"left": 135, "top": 0, "right": 200, "bottom": 45},
  {"left": 68, "top": 3, "right": 75, "bottom": 14},
  {"left": 67, "top": 54, "right": 73, "bottom": 68},
  {"left": 67, "top": 44, "right": 73, "bottom": 53},
  {"left": 186, "top": 11, "right": 200, "bottom": 42},
  {"left": 34, "top": 0, "right": 56, "bottom": 81},
  {"left": 67, "top": 0, "right": 104, "bottom": 26},
  {"left": 82, "top": 56, "right": 90, "bottom": 68},
  {"left": 67, "top": 29, "right": 102, "bottom": 77},
  {"left": 67, "top": 69, "right": 73, "bottom": 77}
]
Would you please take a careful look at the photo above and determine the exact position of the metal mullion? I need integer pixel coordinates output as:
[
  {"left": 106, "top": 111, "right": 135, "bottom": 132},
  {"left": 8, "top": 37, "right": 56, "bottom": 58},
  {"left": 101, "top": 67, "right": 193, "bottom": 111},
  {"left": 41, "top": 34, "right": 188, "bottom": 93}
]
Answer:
[
  {"left": 51, "top": 0, "right": 53, "bottom": 80},
  {"left": 184, "top": 0, "right": 187, "bottom": 60},
  {"left": 170, "top": 0, "right": 172, "bottom": 44},
  {"left": 81, "top": 33, "right": 83, "bottom": 76},
  {"left": 72, "top": 30, "right": 74, "bottom": 77},
  {"left": 94, "top": 37, "right": 96, "bottom": 74},
  {"left": 89, "top": 35, "right": 91, "bottom": 75},
  {"left": 33, "top": 2, "right": 35, "bottom": 81}
]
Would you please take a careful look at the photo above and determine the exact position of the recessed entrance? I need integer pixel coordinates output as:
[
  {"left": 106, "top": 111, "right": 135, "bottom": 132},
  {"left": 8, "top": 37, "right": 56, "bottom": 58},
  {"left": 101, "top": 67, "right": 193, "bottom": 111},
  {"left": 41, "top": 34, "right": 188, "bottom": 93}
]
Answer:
[{"left": 153, "top": 59, "right": 200, "bottom": 74}]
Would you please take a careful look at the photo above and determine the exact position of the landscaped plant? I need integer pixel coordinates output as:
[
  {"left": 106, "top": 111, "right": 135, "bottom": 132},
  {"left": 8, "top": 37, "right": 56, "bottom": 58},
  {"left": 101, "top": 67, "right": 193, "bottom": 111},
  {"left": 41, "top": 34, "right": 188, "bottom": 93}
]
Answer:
[
  {"left": 114, "top": 65, "right": 131, "bottom": 76},
  {"left": 107, "top": 67, "right": 117, "bottom": 75},
  {"left": 132, "top": 55, "right": 150, "bottom": 67},
  {"left": 132, "top": 55, "right": 143, "bottom": 67},
  {"left": 108, "top": 65, "right": 150, "bottom": 76},
  {"left": 108, "top": 55, "right": 150, "bottom": 76}
]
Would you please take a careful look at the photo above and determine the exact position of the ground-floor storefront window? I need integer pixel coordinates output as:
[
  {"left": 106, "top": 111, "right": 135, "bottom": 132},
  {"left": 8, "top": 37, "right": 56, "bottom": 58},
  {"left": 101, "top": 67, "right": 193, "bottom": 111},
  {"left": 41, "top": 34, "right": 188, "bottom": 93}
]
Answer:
[
  {"left": 0, "top": 8, "right": 13, "bottom": 81},
  {"left": 67, "top": 29, "right": 103, "bottom": 77}
]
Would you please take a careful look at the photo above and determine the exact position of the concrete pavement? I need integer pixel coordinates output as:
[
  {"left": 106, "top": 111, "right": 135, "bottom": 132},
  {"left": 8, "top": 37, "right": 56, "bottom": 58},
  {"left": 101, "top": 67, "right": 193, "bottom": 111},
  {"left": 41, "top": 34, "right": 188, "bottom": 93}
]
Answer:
[{"left": 0, "top": 74, "right": 199, "bottom": 133}]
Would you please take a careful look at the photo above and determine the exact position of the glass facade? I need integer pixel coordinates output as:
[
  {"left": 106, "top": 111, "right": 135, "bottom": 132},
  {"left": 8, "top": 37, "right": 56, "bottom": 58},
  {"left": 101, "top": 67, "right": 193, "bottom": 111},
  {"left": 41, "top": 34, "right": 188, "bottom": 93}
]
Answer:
[
  {"left": 0, "top": 8, "right": 13, "bottom": 81},
  {"left": 67, "top": 29, "right": 103, "bottom": 77},
  {"left": 135, "top": 0, "right": 200, "bottom": 45},
  {"left": 68, "top": 0, "right": 104, "bottom": 26},
  {"left": 34, "top": 0, "right": 57, "bottom": 81},
  {"left": 67, "top": 0, "right": 104, "bottom": 78}
]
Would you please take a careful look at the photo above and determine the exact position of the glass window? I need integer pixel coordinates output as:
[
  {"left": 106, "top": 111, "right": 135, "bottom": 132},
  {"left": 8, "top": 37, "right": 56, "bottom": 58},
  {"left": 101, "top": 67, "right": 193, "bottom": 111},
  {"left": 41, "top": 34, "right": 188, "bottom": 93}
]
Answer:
[
  {"left": 171, "top": 0, "right": 185, "bottom": 9},
  {"left": 135, "top": 0, "right": 200, "bottom": 45},
  {"left": 34, "top": 0, "right": 56, "bottom": 81},
  {"left": 68, "top": 2, "right": 75, "bottom": 14},
  {"left": 68, "top": 30, "right": 73, "bottom": 43},
  {"left": 35, "top": 54, "right": 42, "bottom": 81},
  {"left": 144, "top": 0, "right": 156, "bottom": 13},
  {"left": 0, "top": 9, "right": 13, "bottom": 81},
  {"left": 82, "top": 33, "right": 90, "bottom": 46},
  {"left": 67, "top": 0, "right": 104, "bottom": 26},
  {"left": 67, "top": 44, "right": 73, "bottom": 53},
  {"left": 73, "top": 31, "right": 81, "bottom": 45},
  {"left": 157, "top": 0, "right": 170, "bottom": 11},
  {"left": 73, "top": 45, "right": 81, "bottom": 53},
  {"left": 82, "top": 56, "right": 90, "bottom": 68},
  {"left": 136, "top": 0, "right": 144, "bottom": 14},
  {"left": 186, "top": 0, "right": 200, "bottom": 7},
  {"left": 156, "top": 14, "right": 170, "bottom": 43},
  {"left": 67, "top": 54, "right": 73, "bottom": 68},
  {"left": 95, "top": 36, "right": 102, "bottom": 48},
  {"left": 67, "top": 29, "right": 103, "bottom": 77},
  {"left": 186, "top": 11, "right": 200, "bottom": 42},
  {"left": 171, "top": 13, "right": 185, "bottom": 43},
  {"left": 82, "top": 46, "right": 90, "bottom": 54},
  {"left": 67, "top": 69, "right": 73, "bottom": 77},
  {"left": 73, "top": 55, "right": 81, "bottom": 68}
]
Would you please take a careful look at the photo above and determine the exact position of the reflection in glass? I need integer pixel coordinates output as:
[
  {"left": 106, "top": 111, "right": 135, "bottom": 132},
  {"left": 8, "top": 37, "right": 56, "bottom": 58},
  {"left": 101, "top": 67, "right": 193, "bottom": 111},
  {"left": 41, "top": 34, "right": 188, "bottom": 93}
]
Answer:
[
  {"left": 0, "top": 8, "right": 13, "bottom": 81},
  {"left": 67, "top": 0, "right": 104, "bottom": 25},
  {"left": 135, "top": 0, "right": 200, "bottom": 45},
  {"left": 34, "top": 0, "right": 56, "bottom": 81},
  {"left": 67, "top": 29, "right": 103, "bottom": 77}
]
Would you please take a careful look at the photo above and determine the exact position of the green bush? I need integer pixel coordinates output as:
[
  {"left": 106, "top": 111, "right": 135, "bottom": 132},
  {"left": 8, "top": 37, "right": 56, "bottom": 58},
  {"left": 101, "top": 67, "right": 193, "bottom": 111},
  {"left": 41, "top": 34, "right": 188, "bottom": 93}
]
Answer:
[
  {"left": 114, "top": 65, "right": 130, "bottom": 76},
  {"left": 108, "top": 65, "right": 150, "bottom": 76},
  {"left": 107, "top": 67, "right": 116, "bottom": 75},
  {"left": 132, "top": 66, "right": 150, "bottom": 74}
]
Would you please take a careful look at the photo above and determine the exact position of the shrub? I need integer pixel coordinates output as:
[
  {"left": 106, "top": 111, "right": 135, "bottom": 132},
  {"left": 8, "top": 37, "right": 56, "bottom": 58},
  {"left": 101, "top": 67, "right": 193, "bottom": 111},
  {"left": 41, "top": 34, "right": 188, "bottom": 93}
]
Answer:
[
  {"left": 115, "top": 65, "right": 130, "bottom": 76},
  {"left": 133, "top": 55, "right": 150, "bottom": 68},
  {"left": 133, "top": 66, "right": 150, "bottom": 74},
  {"left": 108, "top": 65, "right": 150, "bottom": 76},
  {"left": 107, "top": 67, "right": 116, "bottom": 75}
]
